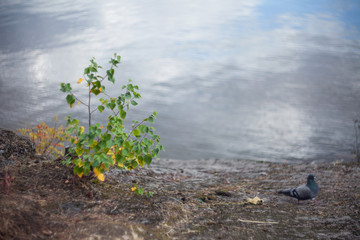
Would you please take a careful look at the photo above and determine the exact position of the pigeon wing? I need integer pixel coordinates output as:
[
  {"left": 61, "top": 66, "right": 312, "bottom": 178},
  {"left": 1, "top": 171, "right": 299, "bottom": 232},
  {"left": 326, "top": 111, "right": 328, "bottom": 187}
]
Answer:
[{"left": 293, "top": 184, "right": 312, "bottom": 200}]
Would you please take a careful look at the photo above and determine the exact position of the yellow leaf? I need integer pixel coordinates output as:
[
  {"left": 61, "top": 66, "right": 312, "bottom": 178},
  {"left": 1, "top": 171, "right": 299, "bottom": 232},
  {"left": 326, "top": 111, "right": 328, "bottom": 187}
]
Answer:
[
  {"left": 246, "top": 196, "right": 263, "bottom": 205},
  {"left": 77, "top": 78, "right": 83, "bottom": 84},
  {"left": 77, "top": 101, "right": 81, "bottom": 105},
  {"left": 100, "top": 126, "right": 104, "bottom": 129},
  {"left": 90, "top": 139, "right": 98, "bottom": 147},
  {"left": 131, "top": 186, "right": 137, "bottom": 192},
  {"left": 77, "top": 160, "right": 83, "bottom": 167},
  {"left": 97, "top": 173, "right": 105, "bottom": 181},
  {"left": 75, "top": 148, "right": 83, "bottom": 156},
  {"left": 93, "top": 167, "right": 100, "bottom": 177},
  {"left": 80, "top": 126, "right": 85, "bottom": 134},
  {"left": 77, "top": 172, "right": 84, "bottom": 178},
  {"left": 137, "top": 158, "right": 145, "bottom": 167},
  {"left": 99, "top": 87, "right": 102, "bottom": 92},
  {"left": 118, "top": 163, "right": 124, "bottom": 168}
]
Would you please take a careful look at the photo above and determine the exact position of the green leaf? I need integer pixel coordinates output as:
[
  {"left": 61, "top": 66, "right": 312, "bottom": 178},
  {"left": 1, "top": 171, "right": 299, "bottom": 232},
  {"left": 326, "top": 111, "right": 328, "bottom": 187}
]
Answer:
[
  {"left": 131, "top": 160, "right": 138, "bottom": 168},
  {"left": 103, "top": 133, "right": 111, "bottom": 142},
  {"left": 84, "top": 67, "right": 90, "bottom": 74},
  {"left": 98, "top": 105, "right": 105, "bottom": 113},
  {"left": 145, "top": 155, "right": 152, "bottom": 166},
  {"left": 133, "top": 129, "right": 140, "bottom": 137},
  {"left": 106, "top": 140, "right": 114, "bottom": 148},
  {"left": 135, "top": 187, "right": 144, "bottom": 195},
  {"left": 120, "top": 110, "right": 127, "bottom": 119},
  {"left": 134, "top": 143, "right": 142, "bottom": 154},
  {"left": 91, "top": 88, "right": 101, "bottom": 95},
  {"left": 94, "top": 80, "right": 101, "bottom": 88},
  {"left": 153, "top": 147, "right": 160, "bottom": 156},
  {"left": 139, "top": 125, "right": 149, "bottom": 134},
  {"left": 116, "top": 154, "right": 124, "bottom": 164},
  {"left": 134, "top": 93, "right": 141, "bottom": 99},
  {"left": 148, "top": 117, "right": 154, "bottom": 123},
  {"left": 107, "top": 69, "right": 115, "bottom": 83},
  {"left": 122, "top": 148, "right": 129, "bottom": 157},
  {"left": 60, "top": 83, "right": 72, "bottom": 92},
  {"left": 107, "top": 68, "right": 114, "bottom": 75},
  {"left": 66, "top": 94, "right": 75, "bottom": 105},
  {"left": 127, "top": 84, "right": 134, "bottom": 92},
  {"left": 131, "top": 100, "right": 138, "bottom": 106},
  {"left": 73, "top": 165, "right": 83, "bottom": 175},
  {"left": 125, "top": 92, "right": 131, "bottom": 99},
  {"left": 108, "top": 102, "right": 116, "bottom": 110}
]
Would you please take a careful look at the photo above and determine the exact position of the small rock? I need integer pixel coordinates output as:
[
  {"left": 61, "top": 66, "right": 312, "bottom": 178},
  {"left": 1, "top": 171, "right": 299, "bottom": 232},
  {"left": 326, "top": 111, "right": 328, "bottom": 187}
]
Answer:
[{"left": 215, "top": 190, "right": 232, "bottom": 197}]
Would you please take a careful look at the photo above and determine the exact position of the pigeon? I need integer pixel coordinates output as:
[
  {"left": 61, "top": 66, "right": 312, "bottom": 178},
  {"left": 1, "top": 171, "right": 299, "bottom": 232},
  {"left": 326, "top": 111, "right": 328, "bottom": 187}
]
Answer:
[{"left": 278, "top": 174, "right": 318, "bottom": 203}]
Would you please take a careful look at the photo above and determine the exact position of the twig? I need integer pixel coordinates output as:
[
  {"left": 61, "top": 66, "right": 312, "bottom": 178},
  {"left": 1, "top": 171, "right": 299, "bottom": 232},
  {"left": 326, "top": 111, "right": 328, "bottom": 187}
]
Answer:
[
  {"left": 69, "top": 91, "right": 88, "bottom": 107},
  {"left": 124, "top": 119, "right": 147, "bottom": 143},
  {"left": 238, "top": 219, "right": 279, "bottom": 224}
]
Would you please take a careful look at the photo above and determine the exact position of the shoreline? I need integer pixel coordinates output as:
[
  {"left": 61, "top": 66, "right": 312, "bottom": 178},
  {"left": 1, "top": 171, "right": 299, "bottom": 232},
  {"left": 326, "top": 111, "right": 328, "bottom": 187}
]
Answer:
[{"left": 1, "top": 128, "right": 360, "bottom": 239}]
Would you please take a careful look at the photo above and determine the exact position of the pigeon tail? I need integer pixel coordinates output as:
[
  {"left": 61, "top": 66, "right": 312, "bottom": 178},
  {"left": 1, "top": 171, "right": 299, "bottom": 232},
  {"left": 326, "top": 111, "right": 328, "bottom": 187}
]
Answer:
[{"left": 278, "top": 189, "right": 292, "bottom": 197}]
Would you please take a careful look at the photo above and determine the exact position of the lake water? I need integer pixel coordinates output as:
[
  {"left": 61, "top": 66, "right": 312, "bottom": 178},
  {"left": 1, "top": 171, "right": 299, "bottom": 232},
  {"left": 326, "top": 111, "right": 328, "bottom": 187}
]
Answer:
[{"left": 1, "top": 0, "right": 360, "bottom": 162}]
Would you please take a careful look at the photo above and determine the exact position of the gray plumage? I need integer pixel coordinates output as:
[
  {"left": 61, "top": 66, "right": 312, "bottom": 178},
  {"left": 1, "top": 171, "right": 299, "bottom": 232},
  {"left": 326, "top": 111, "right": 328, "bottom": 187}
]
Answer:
[{"left": 278, "top": 174, "right": 318, "bottom": 202}]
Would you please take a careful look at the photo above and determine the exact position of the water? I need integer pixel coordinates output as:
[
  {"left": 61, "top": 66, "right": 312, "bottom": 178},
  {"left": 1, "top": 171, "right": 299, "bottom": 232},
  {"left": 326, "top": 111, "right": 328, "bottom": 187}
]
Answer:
[{"left": 1, "top": 0, "right": 360, "bottom": 162}]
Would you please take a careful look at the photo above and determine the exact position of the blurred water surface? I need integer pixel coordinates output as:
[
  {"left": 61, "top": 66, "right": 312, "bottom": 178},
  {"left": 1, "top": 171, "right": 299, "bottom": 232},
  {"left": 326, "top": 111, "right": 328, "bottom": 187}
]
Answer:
[{"left": 1, "top": 0, "right": 360, "bottom": 162}]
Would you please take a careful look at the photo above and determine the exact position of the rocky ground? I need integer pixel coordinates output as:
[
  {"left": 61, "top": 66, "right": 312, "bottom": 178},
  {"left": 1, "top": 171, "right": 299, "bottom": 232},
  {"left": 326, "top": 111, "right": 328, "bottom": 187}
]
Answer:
[{"left": 1, "top": 128, "right": 360, "bottom": 239}]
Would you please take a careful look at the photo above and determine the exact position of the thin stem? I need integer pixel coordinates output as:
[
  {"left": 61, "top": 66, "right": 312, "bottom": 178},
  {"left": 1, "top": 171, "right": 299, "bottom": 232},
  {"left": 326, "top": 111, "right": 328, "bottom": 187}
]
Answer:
[
  {"left": 139, "top": 132, "right": 148, "bottom": 144},
  {"left": 88, "top": 84, "right": 91, "bottom": 129},
  {"left": 91, "top": 108, "right": 98, "bottom": 114}
]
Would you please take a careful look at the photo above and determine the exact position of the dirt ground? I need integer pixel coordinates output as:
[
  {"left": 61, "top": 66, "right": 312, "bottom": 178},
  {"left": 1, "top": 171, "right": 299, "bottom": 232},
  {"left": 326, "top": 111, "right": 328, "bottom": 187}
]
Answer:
[{"left": 1, "top": 129, "right": 360, "bottom": 239}]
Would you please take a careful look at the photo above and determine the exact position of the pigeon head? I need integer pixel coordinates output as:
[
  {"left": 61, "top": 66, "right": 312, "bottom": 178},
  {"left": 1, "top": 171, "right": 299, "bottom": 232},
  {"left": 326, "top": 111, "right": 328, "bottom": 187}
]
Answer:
[
  {"left": 306, "top": 174, "right": 318, "bottom": 195},
  {"left": 307, "top": 174, "right": 315, "bottom": 184},
  {"left": 307, "top": 174, "right": 315, "bottom": 181}
]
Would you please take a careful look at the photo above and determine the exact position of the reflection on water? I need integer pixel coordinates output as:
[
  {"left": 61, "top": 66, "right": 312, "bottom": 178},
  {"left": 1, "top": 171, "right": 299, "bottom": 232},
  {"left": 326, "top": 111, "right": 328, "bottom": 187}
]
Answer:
[{"left": 0, "top": 0, "right": 360, "bottom": 162}]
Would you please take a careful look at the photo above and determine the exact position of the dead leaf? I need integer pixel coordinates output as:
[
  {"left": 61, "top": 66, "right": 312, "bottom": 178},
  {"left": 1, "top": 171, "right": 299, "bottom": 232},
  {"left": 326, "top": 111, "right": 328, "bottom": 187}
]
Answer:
[{"left": 246, "top": 196, "right": 263, "bottom": 205}]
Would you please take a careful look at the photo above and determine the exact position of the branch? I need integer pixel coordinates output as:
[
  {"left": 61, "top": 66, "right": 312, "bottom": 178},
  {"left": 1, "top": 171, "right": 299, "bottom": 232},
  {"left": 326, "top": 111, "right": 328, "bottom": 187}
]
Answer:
[
  {"left": 69, "top": 91, "right": 88, "bottom": 107},
  {"left": 124, "top": 119, "right": 147, "bottom": 143},
  {"left": 91, "top": 108, "right": 98, "bottom": 114}
]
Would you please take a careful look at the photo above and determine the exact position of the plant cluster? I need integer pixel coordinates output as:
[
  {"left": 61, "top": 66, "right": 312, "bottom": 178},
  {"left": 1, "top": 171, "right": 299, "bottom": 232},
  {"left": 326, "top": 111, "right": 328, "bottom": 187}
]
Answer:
[
  {"left": 17, "top": 116, "right": 69, "bottom": 158},
  {"left": 60, "top": 53, "right": 163, "bottom": 183}
]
